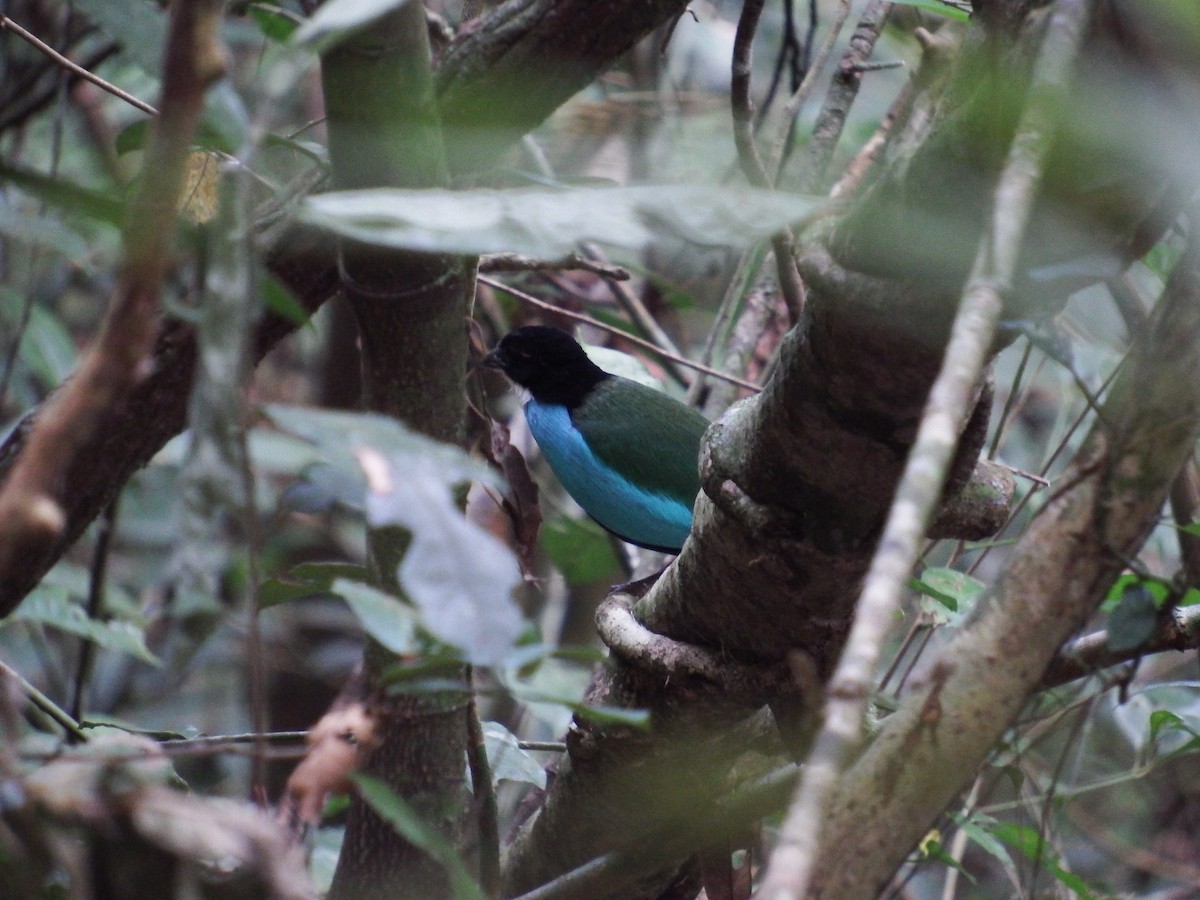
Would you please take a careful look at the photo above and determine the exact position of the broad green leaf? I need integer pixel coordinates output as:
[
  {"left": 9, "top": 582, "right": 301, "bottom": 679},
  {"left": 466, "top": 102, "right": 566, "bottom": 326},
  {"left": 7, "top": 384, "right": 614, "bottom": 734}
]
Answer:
[
  {"left": 502, "top": 642, "right": 607, "bottom": 672},
  {"left": 332, "top": 577, "right": 419, "bottom": 655},
  {"left": 0, "top": 204, "right": 90, "bottom": 265},
  {"left": 265, "top": 404, "right": 495, "bottom": 490},
  {"left": 540, "top": 517, "right": 622, "bottom": 585},
  {"left": 259, "top": 561, "right": 369, "bottom": 607},
  {"left": 72, "top": 0, "right": 167, "bottom": 73},
  {"left": 7, "top": 585, "right": 159, "bottom": 665},
  {"left": 303, "top": 185, "right": 821, "bottom": 258},
  {"left": 890, "top": 0, "right": 971, "bottom": 23},
  {"left": 483, "top": 721, "right": 547, "bottom": 789},
  {"left": 293, "top": 0, "right": 415, "bottom": 51},
  {"left": 918, "top": 835, "right": 976, "bottom": 883},
  {"left": 264, "top": 132, "right": 330, "bottom": 167},
  {"left": 262, "top": 274, "right": 315, "bottom": 326},
  {"left": 365, "top": 456, "right": 524, "bottom": 667},
  {"left": 353, "top": 774, "right": 485, "bottom": 900},
  {"left": 0, "top": 293, "right": 78, "bottom": 390},
  {"left": 266, "top": 405, "right": 515, "bottom": 663},
  {"left": 509, "top": 685, "right": 651, "bottom": 728},
  {"left": 250, "top": 2, "right": 303, "bottom": 42},
  {"left": 1106, "top": 582, "right": 1158, "bottom": 652},
  {"left": 1148, "top": 709, "right": 1196, "bottom": 745},
  {"left": 0, "top": 162, "right": 125, "bottom": 227},
  {"left": 952, "top": 812, "right": 1016, "bottom": 872},
  {"left": 988, "top": 821, "right": 1098, "bottom": 900},
  {"left": 1102, "top": 572, "right": 1170, "bottom": 611}
]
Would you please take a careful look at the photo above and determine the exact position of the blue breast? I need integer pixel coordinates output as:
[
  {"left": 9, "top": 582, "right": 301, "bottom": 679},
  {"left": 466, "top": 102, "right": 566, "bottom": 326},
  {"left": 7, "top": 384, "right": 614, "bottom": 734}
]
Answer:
[{"left": 525, "top": 400, "right": 693, "bottom": 552}]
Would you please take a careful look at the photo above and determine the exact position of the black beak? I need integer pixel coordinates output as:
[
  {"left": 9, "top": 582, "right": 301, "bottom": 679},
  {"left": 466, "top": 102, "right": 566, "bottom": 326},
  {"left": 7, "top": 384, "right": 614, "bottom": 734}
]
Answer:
[{"left": 480, "top": 348, "right": 505, "bottom": 371}]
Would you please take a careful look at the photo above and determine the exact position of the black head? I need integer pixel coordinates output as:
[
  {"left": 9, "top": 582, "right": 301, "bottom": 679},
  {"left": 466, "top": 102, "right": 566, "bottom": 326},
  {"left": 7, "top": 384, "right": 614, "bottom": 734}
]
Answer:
[{"left": 482, "top": 326, "right": 608, "bottom": 407}]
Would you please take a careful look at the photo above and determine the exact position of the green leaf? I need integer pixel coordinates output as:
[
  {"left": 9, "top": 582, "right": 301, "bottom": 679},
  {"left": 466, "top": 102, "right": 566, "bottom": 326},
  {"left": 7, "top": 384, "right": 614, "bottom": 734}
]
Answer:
[
  {"left": 918, "top": 836, "right": 976, "bottom": 882},
  {"left": 293, "top": 0, "right": 415, "bottom": 51},
  {"left": 249, "top": 2, "right": 302, "bottom": 42},
  {"left": 72, "top": 0, "right": 167, "bottom": 73},
  {"left": 366, "top": 456, "right": 524, "bottom": 667},
  {"left": 1148, "top": 710, "right": 1190, "bottom": 745},
  {"left": 265, "top": 405, "right": 495, "bottom": 489},
  {"left": 0, "top": 162, "right": 125, "bottom": 227},
  {"left": 115, "top": 117, "right": 238, "bottom": 156},
  {"left": 541, "top": 517, "right": 622, "bottom": 585},
  {"left": 263, "top": 132, "right": 330, "bottom": 167},
  {"left": 0, "top": 204, "right": 91, "bottom": 266},
  {"left": 332, "top": 577, "right": 419, "bottom": 655},
  {"left": 262, "top": 274, "right": 315, "bottom": 327},
  {"left": 509, "top": 685, "right": 651, "bottom": 728},
  {"left": 1107, "top": 582, "right": 1158, "bottom": 652},
  {"left": 7, "top": 585, "right": 159, "bottom": 665},
  {"left": 952, "top": 812, "right": 1016, "bottom": 872},
  {"left": 988, "top": 821, "right": 1098, "bottom": 900},
  {"left": 265, "top": 404, "right": 518, "bottom": 664},
  {"left": 890, "top": 0, "right": 971, "bottom": 22},
  {"left": 1102, "top": 572, "right": 1170, "bottom": 611},
  {"left": 259, "top": 561, "right": 369, "bottom": 607},
  {"left": 483, "top": 721, "right": 547, "bottom": 789},
  {"left": 0, "top": 293, "right": 78, "bottom": 390},
  {"left": 302, "top": 185, "right": 821, "bottom": 258},
  {"left": 911, "top": 567, "right": 985, "bottom": 625},
  {"left": 353, "top": 774, "right": 485, "bottom": 900}
]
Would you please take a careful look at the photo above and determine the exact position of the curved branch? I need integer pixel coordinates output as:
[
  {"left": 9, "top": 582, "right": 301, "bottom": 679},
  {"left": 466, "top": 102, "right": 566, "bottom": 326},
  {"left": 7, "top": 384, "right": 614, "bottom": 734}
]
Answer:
[
  {"left": 811, "top": 208, "right": 1200, "bottom": 897},
  {"left": 758, "top": 1, "right": 1095, "bottom": 890},
  {"left": 0, "top": 0, "right": 226, "bottom": 614}
]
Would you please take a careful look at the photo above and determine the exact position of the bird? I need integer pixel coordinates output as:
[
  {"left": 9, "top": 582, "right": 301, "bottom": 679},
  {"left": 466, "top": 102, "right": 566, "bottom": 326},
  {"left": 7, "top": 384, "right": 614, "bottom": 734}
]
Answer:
[{"left": 482, "top": 326, "right": 709, "bottom": 554}]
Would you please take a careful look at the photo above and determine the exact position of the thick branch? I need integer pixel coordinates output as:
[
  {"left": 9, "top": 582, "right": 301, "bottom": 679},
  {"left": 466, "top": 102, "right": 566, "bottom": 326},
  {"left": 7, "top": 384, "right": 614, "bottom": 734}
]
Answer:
[
  {"left": 436, "top": 0, "right": 689, "bottom": 177},
  {"left": 0, "top": 0, "right": 225, "bottom": 613},
  {"left": 758, "top": 1, "right": 1093, "bottom": 893},
  {"left": 809, "top": 219, "right": 1200, "bottom": 899}
]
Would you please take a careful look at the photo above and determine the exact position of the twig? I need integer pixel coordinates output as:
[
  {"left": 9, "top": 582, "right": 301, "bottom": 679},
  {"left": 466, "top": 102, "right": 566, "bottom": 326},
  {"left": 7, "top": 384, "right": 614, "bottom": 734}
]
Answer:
[
  {"left": 729, "top": 0, "right": 808, "bottom": 321},
  {"left": 755, "top": 1, "right": 1095, "bottom": 895},
  {"left": 732, "top": 0, "right": 772, "bottom": 189},
  {"left": 790, "top": 0, "right": 892, "bottom": 192},
  {"left": 0, "top": 15, "right": 158, "bottom": 117},
  {"left": 67, "top": 497, "right": 119, "bottom": 731},
  {"left": 579, "top": 242, "right": 691, "bottom": 388},
  {"left": 1042, "top": 602, "right": 1200, "bottom": 688},
  {"left": 0, "top": 0, "right": 226, "bottom": 616},
  {"left": 767, "top": 0, "right": 853, "bottom": 182},
  {"left": 159, "top": 730, "right": 309, "bottom": 748},
  {"left": 479, "top": 251, "right": 630, "bottom": 281},
  {"left": 478, "top": 274, "right": 761, "bottom": 392},
  {"left": 0, "top": 658, "right": 88, "bottom": 742},
  {"left": 465, "top": 674, "right": 500, "bottom": 896}
]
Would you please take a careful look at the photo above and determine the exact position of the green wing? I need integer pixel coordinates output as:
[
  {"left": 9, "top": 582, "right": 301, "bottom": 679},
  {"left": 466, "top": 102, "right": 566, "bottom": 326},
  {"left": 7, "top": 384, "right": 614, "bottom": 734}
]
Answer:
[{"left": 571, "top": 377, "right": 708, "bottom": 504}]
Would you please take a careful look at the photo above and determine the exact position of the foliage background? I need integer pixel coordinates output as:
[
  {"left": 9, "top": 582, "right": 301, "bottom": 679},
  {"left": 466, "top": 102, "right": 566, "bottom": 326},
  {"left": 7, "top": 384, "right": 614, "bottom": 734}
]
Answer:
[{"left": 0, "top": 0, "right": 1198, "bottom": 898}]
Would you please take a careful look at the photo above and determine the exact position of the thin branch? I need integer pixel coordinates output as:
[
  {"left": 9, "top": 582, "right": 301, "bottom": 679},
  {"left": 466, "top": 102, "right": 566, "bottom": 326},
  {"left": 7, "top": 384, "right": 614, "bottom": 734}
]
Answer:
[
  {"left": 478, "top": 274, "right": 761, "bottom": 392},
  {"left": 1042, "top": 602, "right": 1200, "bottom": 689},
  {"left": 579, "top": 241, "right": 691, "bottom": 388},
  {"left": 465, "top": 678, "right": 500, "bottom": 897},
  {"left": 729, "top": 0, "right": 808, "bottom": 322},
  {"left": 0, "top": 15, "right": 158, "bottom": 116},
  {"left": 0, "top": 0, "right": 226, "bottom": 615},
  {"left": 67, "top": 497, "right": 119, "bottom": 730},
  {"left": 756, "top": 1, "right": 1095, "bottom": 895},
  {"left": 479, "top": 251, "right": 630, "bottom": 281},
  {"left": 767, "top": 0, "right": 853, "bottom": 182},
  {"left": 0, "top": 659, "right": 88, "bottom": 742},
  {"left": 731, "top": 0, "right": 772, "bottom": 189}
]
